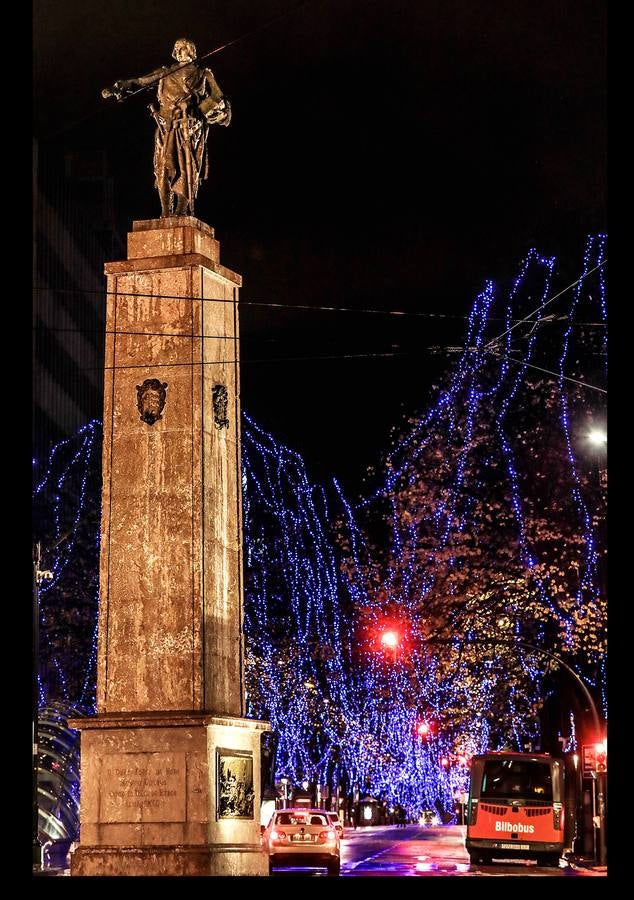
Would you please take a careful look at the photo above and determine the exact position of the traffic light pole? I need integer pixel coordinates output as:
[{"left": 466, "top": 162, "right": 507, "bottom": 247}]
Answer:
[
  {"left": 33, "top": 542, "right": 42, "bottom": 869},
  {"left": 33, "top": 541, "right": 56, "bottom": 869},
  {"left": 595, "top": 771, "right": 607, "bottom": 867}
]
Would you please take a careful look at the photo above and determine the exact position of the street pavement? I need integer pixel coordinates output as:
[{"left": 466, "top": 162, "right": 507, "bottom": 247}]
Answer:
[
  {"left": 33, "top": 824, "right": 607, "bottom": 877},
  {"left": 339, "top": 824, "right": 606, "bottom": 877}
]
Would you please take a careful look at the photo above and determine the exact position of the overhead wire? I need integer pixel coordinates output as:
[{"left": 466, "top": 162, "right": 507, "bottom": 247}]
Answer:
[
  {"left": 71, "top": 350, "right": 410, "bottom": 375},
  {"left": 33, "top": 300, "right": 607, "bottom": 392},
  {"left": 35, "top": 340, "right": 608, "bottom": 397},
  {"left": 483, "top": 258, "right": 608, "bottom": 351},
  {"left": 102, "top": 350, "right": 407, "bottom": 371},
  {"left": 31, "top": 285, "right": 607, "bottom": 326},
  {"left": 485, "top": 350, "right": 606, "bottom": 395},
  {"left": 33, "top": 243, "right": 607, "bottom": 394}
]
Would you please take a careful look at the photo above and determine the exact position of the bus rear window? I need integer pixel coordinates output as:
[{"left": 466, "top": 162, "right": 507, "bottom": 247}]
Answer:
[{"left": 480, "top": 759, "right": 553, "bottom": 801}]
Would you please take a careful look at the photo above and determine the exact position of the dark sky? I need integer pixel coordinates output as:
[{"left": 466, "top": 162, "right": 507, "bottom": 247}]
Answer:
[{"left": 33, "top": 0, "right": 607, "bottom": 495}]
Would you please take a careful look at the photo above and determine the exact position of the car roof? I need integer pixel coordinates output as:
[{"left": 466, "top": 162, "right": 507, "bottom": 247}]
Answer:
[{"left": 276, "top": 808, "right": 329, "bottom": 815}]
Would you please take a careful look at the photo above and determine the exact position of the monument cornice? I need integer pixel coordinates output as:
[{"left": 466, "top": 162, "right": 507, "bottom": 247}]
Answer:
[
  {"left": 69, "top": 712, "right": 271, "bottom": 731},
  {"left": 104, "top": 253, "right": 242, "bottom": 286}
]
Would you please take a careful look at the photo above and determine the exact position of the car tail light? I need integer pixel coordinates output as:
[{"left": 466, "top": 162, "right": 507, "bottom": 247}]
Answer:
[
  {"left": 318, "top": 829, "right": 337, "bottom": 843},
  {"left": 270, "top": 829, "right": 287, "bottom": 843}
]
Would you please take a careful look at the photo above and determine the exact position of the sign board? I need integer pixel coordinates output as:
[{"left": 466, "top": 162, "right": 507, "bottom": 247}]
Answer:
[{"left": 582, "top": 744, "right": 597, "bottom": 775}]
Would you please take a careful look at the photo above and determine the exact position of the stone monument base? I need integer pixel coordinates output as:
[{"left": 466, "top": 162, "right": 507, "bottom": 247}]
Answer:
[
  {"left": 68, "top": 711, "right": 269, "bottom": 877},
  {"left": 71, "top": 843, "right": 266, "bottom": 877}
]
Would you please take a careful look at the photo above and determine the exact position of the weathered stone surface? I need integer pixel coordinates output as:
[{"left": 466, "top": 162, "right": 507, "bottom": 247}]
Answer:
[
  {"left": 71, "top": 713, "right": 269, "bottom": 874},
  {"left": 128, "top": 217, "right": 220, "bottom": 264},
  {"left": 97, "top": 222, "right": 244, "bottom": 715},
  {"left": 71, "top": 218, "right": 269, "bottom": 876},
  {"left": 104, "top": 254, "right": 242, "bottom": 285},
  {"left": 71, "top": 844, "right": 267, "bottom": 876}
]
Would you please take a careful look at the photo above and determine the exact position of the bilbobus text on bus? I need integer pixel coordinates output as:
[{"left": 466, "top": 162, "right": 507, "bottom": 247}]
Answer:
[{"left": 465, "top": 751, "right": 564, "bottom": 867}]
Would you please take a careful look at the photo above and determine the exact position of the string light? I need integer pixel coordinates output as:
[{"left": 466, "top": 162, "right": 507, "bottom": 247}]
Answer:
[{"left": 33, "top": 237, "right": 606, "bottom": 822}]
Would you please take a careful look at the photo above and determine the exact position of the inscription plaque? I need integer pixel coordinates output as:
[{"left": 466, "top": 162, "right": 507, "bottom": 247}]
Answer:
[{"left": 101, "top": 752, "right": 186, "bottom": 822}]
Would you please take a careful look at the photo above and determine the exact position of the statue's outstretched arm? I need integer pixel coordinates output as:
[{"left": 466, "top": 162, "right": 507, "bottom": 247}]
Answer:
[{"left": 102, "top": 67, "right": 165, "bottom": 101}]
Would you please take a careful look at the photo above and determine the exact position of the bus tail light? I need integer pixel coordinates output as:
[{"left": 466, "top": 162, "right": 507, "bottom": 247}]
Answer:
[
  {"left": 468, "top": 799, "right": 478, "bottom": 826},
  {"left": 553, "top": 803, "right": 563, "bottom": 831}
]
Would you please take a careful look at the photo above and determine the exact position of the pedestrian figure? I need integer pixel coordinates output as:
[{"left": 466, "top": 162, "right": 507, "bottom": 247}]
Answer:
[{"left": 102, "top": 38, "right": 231, "bottom": 217}]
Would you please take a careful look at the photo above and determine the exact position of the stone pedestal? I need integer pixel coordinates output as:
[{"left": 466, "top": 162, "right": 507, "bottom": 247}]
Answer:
[
  {"left": 71, "top": 712, "right": 268, "bottom": 876},
  {"left": 69, "top": 217, "right": 269, "bottom": 876}
]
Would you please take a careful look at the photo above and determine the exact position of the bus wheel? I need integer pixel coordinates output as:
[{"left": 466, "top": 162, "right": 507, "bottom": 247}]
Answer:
[
  {"left": 538, "top": 854, "right": 560, "bottom": 869},
  {"left": 469, "top": 851, "right": 491, "bottom": 865}
]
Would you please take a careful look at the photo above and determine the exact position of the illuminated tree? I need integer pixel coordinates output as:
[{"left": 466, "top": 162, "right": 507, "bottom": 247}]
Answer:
[{"left": 347, "top": 236, "right": 607, "bottom": 753}]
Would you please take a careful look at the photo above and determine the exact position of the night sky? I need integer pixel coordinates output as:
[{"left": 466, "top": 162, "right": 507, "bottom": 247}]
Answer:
[{"left": 33, "top": 0, "right": 607, "bottom": 495}]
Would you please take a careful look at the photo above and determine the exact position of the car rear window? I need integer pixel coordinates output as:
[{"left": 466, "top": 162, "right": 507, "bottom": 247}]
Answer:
[{"left": 275, "top": 813, "right": 328, "bottom": 826}]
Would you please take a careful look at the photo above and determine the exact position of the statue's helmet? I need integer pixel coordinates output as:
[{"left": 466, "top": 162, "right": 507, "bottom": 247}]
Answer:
[{"left": 172, "top": 38, "right": 197, "bottom": 60}]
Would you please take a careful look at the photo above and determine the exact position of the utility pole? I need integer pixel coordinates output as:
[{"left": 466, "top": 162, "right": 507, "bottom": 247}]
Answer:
[{"left": 33, "top": 541, "right": 53, "bottom": 869}]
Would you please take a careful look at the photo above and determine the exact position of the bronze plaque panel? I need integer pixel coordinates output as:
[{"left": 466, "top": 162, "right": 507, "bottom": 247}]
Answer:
[
  {"left": 216, "top": 749, "right": 254, "bottom": 820},
  {"left": 101, "top": 752, "right": 186, "bottom": 822}
]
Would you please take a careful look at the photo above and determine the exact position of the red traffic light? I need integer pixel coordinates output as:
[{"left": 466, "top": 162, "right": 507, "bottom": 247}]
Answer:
[
  {"left": 380, "top": 630, "right": 400, "bottom": 650},
  {"left": 595, "top": 742, "right": 607, "bottom": 773}
]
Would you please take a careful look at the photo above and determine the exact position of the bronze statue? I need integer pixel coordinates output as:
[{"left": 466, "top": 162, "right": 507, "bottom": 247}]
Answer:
[{"left": 102, "top": 38, "right": 231, "bottom": 217}]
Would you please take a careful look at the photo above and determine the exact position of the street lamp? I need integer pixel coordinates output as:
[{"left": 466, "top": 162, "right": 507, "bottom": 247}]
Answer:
[{"left": 587, "top": 428, "right": 607, "bottom": 447}]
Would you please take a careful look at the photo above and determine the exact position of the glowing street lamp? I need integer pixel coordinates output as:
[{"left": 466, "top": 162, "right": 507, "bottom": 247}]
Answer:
[
  {"left": 586, "top": 426, "right": 607, "bottom": 487},
  {"left": 587, "top": 428, "right": 607, "bottom": 447}
]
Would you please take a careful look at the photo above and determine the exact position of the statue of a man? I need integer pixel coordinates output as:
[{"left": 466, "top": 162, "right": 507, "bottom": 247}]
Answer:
[{"left": 102, "top": 38, "right": 231, "bottom": 217}]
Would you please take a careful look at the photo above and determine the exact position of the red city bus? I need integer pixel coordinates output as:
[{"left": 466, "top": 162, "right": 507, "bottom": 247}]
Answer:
[{"left": 465, "top": 751, "right": 565, "bottom": 867}]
